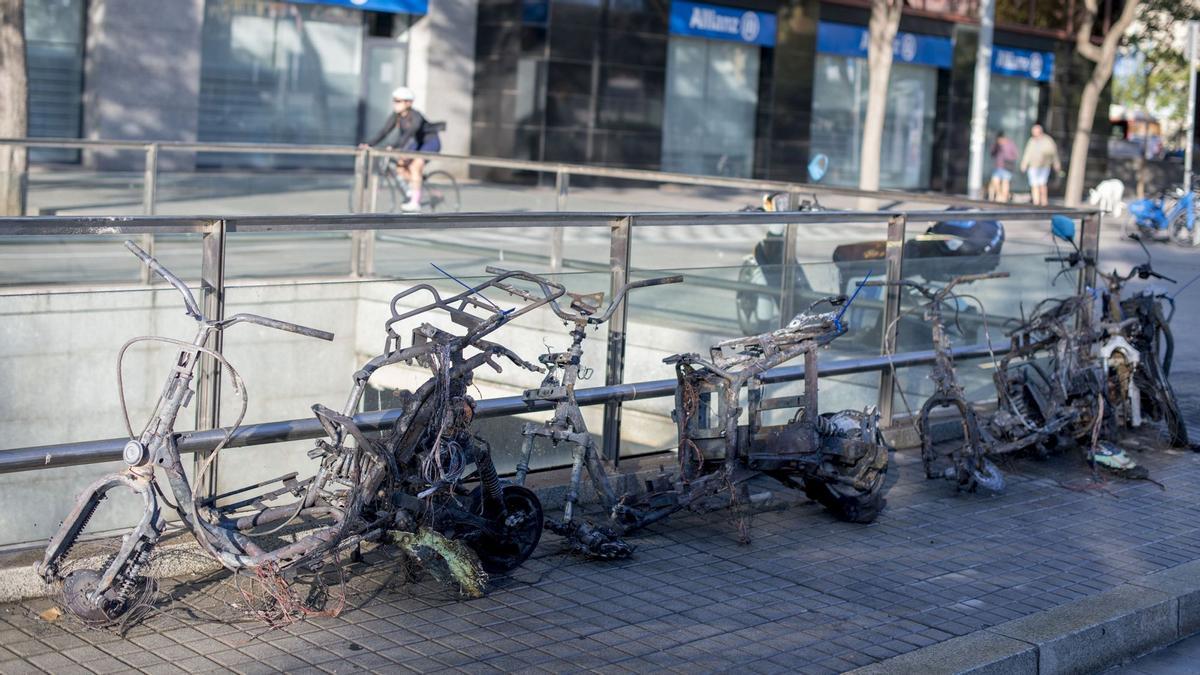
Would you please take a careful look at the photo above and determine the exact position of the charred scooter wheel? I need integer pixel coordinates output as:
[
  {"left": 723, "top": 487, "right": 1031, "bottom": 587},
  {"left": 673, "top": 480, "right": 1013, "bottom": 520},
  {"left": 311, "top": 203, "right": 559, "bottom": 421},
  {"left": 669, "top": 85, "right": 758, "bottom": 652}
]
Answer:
[
  {"left": 464, "top": 484, "right": 544, "bottom": 573},
  {"left": 804, "top": 411, "right": 890, "bottom": 524}
]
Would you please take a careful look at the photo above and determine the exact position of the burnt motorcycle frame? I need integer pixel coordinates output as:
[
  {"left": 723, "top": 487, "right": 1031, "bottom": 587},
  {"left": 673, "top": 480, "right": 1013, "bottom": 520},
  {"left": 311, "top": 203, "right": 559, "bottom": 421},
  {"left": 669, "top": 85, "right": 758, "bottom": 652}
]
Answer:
[
  {"left": 872, "top": 273, "right": 1010, "bottom": 492},
  {"left": 613, "top": 295, "right": 891, "bottom": 543},
  {"left": 499, "top": 269, "right": 683, "bottom": 559},
  {"left": 39, "top": 244, "right": 566, "bottom": 622},
  {"left": 1095, "top": 238, "right": 1189, "bottom": 448},
  {"left": 1044, "top": 234, "right": 1189, "bottom": 449}
]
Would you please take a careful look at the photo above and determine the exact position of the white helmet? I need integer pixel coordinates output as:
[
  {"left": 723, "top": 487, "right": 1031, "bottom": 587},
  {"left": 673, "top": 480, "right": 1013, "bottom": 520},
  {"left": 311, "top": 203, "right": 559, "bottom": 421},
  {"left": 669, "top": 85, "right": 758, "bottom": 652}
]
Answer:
[{"left": 391, "top": 86, "right": 415, "bottom": 102}]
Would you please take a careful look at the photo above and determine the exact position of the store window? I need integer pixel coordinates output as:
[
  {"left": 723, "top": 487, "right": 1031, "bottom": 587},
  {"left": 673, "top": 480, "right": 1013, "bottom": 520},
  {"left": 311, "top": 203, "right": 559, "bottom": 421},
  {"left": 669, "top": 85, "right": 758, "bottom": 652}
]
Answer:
[
  {"left": 809, "top": 22, "right": 949, "bottom": 189},
  {"left": 987, "top": 46, "right": 1053, "bottom": 192},
  {"left": 662, "top": 37, "right": 760, "bottom": 177},
  {"left": 199, "top": 0, "right": 367, "bottom": 167},
  {"left": 25, "top": 0, "right": 86, "bottom": 163},
  {"left": 661, "top": 1, "right": 775, "bottom": 177}
]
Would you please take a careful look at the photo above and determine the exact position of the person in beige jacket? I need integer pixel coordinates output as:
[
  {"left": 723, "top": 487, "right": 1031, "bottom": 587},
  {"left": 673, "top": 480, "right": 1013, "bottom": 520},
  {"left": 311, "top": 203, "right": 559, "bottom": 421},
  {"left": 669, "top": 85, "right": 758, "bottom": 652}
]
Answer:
[{"left": 1020, "top": 124, "right": 1061, "bottom": 206}]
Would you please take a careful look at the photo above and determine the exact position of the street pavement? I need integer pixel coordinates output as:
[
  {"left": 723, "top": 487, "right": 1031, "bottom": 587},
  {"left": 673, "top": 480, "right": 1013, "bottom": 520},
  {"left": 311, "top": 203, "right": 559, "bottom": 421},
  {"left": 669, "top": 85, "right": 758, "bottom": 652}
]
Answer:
[{"left": 0, "top": 427, "right": 1196, "bottom": 674}]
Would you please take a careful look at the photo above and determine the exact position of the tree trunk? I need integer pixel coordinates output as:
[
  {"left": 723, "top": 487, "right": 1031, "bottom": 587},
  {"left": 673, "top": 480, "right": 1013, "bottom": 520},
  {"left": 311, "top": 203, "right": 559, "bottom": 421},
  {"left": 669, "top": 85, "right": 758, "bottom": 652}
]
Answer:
[
  {"left": 859, "top": 0, "right": 901, "bottom": 193},
  {"left": 1066, "top": 75, "right": 1104, "bottom": 206},
  {"left": 1065, "top": 0, "right": 1140, "bottom": 206},
  {"left": 0, "top": 0, "right": 27, "bottom": 216}
]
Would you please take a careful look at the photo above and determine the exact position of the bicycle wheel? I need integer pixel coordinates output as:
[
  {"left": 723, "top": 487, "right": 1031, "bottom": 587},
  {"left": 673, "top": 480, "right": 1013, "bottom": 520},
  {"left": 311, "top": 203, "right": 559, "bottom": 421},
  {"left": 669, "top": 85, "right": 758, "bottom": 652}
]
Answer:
[
  {"left": 1169, "top": 209, "right": 1194, "bottom": 247},
  {"left": 421, "top": 170, "right": 461, "bottom": 212}
]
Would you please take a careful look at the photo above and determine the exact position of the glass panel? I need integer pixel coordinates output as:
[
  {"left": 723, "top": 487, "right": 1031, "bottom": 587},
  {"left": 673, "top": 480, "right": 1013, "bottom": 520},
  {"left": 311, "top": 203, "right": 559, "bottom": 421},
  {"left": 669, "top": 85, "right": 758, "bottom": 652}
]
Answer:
[
  {"left": 810, "top": 56, "right": 938, "bottom": 189},
  {"left": 662, "top": 36, "right": 760, "bottom": 178},
  {"left": 152, "top": 155, "right": 357, "bottom": 216},
  {"left": 0, "top": 235, "right": 204, "bottom": 548},
  {"left": 891, "top": 214, "right": 1072, "bottom": 410},
  {"left": 623, "top": 217, "right": 892, "bottom": 459}
]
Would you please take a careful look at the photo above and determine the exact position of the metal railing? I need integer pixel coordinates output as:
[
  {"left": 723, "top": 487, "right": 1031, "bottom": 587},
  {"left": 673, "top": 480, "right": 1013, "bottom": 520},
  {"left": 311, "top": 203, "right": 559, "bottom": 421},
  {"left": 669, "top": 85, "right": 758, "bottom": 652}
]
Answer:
[
  {"left": 0, "top": 205, "right": 1101, "bottom": 485},
  {"left": 0, "top": 136, "right": 1101, "bottom": 485}
]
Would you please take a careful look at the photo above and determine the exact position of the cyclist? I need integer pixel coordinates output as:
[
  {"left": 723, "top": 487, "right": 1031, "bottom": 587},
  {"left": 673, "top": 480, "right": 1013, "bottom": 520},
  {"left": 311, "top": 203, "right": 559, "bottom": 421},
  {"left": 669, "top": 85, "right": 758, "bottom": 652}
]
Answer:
[{"left": 360, "top": 86, "right": 442, "bottom": 212}]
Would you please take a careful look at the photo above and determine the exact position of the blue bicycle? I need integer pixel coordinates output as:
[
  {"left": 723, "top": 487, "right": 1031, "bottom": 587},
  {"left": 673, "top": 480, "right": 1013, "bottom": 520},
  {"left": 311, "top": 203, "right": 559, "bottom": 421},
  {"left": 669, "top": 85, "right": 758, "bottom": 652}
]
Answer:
[{"left": 1129, "top": 184, "right": 1199, "bottom": 247}]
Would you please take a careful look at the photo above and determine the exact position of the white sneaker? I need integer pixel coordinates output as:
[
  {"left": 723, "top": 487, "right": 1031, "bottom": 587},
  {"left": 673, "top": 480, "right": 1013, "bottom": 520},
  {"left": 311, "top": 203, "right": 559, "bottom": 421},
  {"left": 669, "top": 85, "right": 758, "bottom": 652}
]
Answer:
[{"left": 400, "top": 199, "right": 421, "bottom": 213}]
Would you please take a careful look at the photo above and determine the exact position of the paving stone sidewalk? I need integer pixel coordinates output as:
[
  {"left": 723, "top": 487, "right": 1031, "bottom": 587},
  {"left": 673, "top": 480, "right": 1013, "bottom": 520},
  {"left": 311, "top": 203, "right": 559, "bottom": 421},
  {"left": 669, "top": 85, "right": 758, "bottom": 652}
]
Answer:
[{"left": 1, "top": 430, "right": 1198, "bottom": 675}]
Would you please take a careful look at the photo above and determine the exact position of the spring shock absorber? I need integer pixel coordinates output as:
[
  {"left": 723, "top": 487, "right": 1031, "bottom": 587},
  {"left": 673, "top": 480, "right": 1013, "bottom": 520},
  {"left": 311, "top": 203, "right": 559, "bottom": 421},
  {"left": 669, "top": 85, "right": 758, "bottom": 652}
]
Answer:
[{"left": 472, "top": 437, "right": 506, "bottom": 518}]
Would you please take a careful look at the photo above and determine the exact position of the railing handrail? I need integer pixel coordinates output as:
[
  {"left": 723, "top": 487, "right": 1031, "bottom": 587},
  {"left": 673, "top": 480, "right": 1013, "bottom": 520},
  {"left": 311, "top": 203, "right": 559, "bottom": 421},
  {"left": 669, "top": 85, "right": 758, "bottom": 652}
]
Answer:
[
  {"left": 0, "top": 341, "right": 1006, "bottom": 475},
  {"left": 0, "top": 206, "right": 1097, "bottom": 237},
  {"left": 3, "top": 135, "right": 1071, "bottom": 211}
]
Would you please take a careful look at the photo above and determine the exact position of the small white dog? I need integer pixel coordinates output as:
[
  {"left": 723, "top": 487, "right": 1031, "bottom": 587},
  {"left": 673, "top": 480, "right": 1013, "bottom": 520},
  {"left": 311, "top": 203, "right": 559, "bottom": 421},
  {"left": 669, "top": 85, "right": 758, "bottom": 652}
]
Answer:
[{"left": 1088, "top": 178, "right": 1125, "bottom": 217}]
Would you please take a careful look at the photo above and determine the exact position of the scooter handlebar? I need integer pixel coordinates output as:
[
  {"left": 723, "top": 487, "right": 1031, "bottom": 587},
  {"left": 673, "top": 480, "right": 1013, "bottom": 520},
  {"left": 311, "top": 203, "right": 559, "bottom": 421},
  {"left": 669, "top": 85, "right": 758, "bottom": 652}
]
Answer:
[{"left": 219, "top": 313, "right": 335, "bottom": 342}]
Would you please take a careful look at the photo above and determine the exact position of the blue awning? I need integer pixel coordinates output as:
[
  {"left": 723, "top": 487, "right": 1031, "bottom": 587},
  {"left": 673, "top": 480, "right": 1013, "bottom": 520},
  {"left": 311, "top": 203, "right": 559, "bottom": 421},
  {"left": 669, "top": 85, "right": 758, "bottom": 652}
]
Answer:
[
  {"left": 669, "top": 1, "right": 777, "bottom": 47},
  {"left": 286, "top": 0, "right": 428, "bottom": 15},
  {"left": 817, "top": 21, "right": 953, "bottom": 69},
  {"left": 992, "top": 46, "right": 1055, "bottom": 82}
]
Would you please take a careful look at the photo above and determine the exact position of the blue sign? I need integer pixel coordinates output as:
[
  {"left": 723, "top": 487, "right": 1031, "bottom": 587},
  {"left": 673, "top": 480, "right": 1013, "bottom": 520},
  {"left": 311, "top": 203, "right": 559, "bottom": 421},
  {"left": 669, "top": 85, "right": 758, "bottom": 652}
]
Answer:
[
  {"left": 669, "top": 2, "right": 777, "bottom": 47},
  {"left": 992, "top": 46, "right": 1055, "bottom": 82},
  {"left": 287, "top": 0, "right": 428, "bottom": 15},
  {"left": 816, "top": 21, "right": 953, "bottom": 69}
]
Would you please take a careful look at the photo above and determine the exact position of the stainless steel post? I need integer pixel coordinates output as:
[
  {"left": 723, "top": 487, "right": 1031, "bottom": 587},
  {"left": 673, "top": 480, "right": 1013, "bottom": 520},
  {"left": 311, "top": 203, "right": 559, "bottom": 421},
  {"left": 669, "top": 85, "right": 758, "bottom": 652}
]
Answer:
[
  {"left": 351, "top": 148, "right": 370, "bottom": 277},
  {"left": 967, "top": 0, "right": 995, "bottom": 200},
  {"left": 779, "top": 190, "right": 802, "bottom": 327},
  {"left": 1080, "top": 213, "right": 1101, "bottom": 292},
  {"left": 194, "top": 219, "right": 227, "bottom": 499},
  {"left": 550, "top": 169, "right": 569, "bottom": 272},
  {"left": 602, "top": 215, "right": 633, "bottom": 464},
  {"left": 1185, "top": 22, "right": 1197, "bottom": 200},
  {"left": 140, "top": 144, "right": 159, "bottom": 284},
  {"left": 878, "top": 214, "right": 906, "bottom": 425}
]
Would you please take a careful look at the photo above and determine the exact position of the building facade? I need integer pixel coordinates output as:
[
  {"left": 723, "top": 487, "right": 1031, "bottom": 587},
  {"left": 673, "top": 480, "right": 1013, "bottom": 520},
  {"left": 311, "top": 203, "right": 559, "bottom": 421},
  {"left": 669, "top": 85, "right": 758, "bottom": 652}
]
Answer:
[
  {"left": 469, "top": 0, "right": 1119, "bottom": 193},
  {"left": 25, "top": 0, "right": 473, "bottom": 169},
  {"left": 25, "top": 0, "right": 1116, "bottom": 193}
]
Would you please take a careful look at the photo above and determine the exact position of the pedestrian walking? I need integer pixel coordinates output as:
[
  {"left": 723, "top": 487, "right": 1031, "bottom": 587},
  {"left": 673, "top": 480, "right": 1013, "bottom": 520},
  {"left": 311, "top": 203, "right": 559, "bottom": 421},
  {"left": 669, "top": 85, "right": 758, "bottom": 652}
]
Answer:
[
  {"left": 988, "top": 130, "right": 1018, "bottom": 202},
  {"left": 1020, "top": 124, "right": 1061, "bottom": 206}
]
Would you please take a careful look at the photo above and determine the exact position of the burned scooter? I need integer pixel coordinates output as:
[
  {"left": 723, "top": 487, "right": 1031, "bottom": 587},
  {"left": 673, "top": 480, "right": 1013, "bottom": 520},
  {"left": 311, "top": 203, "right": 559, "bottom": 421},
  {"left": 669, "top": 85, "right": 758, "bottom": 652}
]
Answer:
[{"left": 615, "top": 290, "right": 890, "bottom": 543}]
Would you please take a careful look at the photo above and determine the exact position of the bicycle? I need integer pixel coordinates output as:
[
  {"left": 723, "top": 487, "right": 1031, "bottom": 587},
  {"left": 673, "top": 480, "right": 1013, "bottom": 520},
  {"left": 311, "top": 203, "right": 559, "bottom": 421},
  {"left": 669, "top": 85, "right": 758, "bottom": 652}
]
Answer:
[
  {"left": 499, "top": 269, "right": 684, "bottom": 558},
  {"left": 373, "top": 155, "right": 461, "bottom": 213},
  {"left": 350, "top": 124, "right": 461, "bottom": 213},
  {"left": 40, "top": 244, "right": 563, "bottom": 624},
  {"left": 1129, "top": 182, "right": 1199, "bottom": 247}
]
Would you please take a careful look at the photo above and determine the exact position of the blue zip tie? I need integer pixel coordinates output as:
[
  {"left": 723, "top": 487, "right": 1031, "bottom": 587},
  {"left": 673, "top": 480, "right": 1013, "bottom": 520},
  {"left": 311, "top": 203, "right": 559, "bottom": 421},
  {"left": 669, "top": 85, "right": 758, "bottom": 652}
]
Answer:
[
  {"left": 834, "top": 270, "right": 872, "bottom": 332},
  {"left": 430, "top": 263, "right": 511, "bottom": 314}
]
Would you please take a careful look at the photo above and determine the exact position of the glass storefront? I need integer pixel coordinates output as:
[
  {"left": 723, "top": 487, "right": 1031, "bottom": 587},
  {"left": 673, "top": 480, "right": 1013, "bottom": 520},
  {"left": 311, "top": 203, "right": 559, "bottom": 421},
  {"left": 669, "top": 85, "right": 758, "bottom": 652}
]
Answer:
[
  {"left": 25, "top": 0, "right": 86, "bottom": 163},
  {"left": 198, "top": 1, "right": 371, "bottom": 167},
  {"left": 810, "top": 55, "right": 937, "bottom": 189},
  {"left": 661, "top": 36, "right": 760, "bottom": 178},
  {"left": 809, "top": 22, "right": 949, "bottom": 190}
]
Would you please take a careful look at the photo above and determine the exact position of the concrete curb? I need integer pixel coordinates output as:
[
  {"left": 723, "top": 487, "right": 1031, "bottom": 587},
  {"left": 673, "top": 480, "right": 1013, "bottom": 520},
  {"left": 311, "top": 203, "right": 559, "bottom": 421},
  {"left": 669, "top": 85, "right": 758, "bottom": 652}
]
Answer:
[{"left": 849, "top": 560, "right": 1200, "bottom": 674}]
